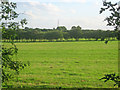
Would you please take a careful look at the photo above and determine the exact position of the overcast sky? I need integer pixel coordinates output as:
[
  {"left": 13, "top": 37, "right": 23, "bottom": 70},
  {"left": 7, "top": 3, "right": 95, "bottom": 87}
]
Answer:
[{"left": 10, "top": 0, "right": 119, "bottom": 30}]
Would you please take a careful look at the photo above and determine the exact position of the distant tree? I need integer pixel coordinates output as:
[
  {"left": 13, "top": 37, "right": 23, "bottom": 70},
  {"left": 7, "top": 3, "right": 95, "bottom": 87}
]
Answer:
[
  {"left": 37, "top": 32, "right": 44, "bottom": 41},
  {"left": 32, "top": 30, "right": 39, "bottom": 42},
  {"left": 63, "top": 32, "right": 70, "bottom": 41},
  {"left": 69, "top": 26, "right": 82, "bottom": 41},
  {"left": 76, "top": 26, "right": 82, "bottom": 30},
  {"left": 71, "top": 26, "right": 76, "bottom": 30},
  {"left": 44, "top": 31, "right": 63, "bottom": 41},
  {"left": 56, "top": 26, "right": 67, "bottom": 31}
]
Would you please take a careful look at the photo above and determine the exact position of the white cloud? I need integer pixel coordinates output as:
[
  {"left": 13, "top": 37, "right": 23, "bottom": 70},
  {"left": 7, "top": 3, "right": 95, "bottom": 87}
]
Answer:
[
  {"left": 16, "top": 1, "right": 114, "bottom": 30},
  {"left": 25, "top": 11, "right": 38, "bottom": 19},
  {"left": 27, "top": 2, "right": 61, "bottom": 13},
  {"left": 24, "top": 2, "right": 62, "bottom": 27},
  {"left": 41, "top": 3, "right": 61, "bottom": 12},
  {"left": 28, "top": 1, "right": 40, "bottom": 6},
  {"left": 75, "top": 16, "right": 114, "bottom": 30},
  {"left": 71, "top": 9, "right": 76, "bottom": 14},
  {"left": 55, "top": 15, "right": 114, "bottom": 30}
]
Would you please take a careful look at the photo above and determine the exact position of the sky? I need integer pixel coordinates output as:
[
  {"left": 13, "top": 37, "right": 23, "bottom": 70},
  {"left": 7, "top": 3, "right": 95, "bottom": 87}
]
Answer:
[{"left": 9, "top": 0, "right": 119, "bottom": 30}]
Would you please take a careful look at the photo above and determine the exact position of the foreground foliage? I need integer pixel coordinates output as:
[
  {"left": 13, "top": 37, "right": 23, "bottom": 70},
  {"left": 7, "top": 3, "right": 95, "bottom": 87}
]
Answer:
[
  {"left": 2, "top": 43, "right": 30, "bottom": 84},
  {"left": 100, "top": 0, "right": 120, "bottom": 87},
  {"left": 0, "top": 1, "right": 29, "bottom": 86},
  {"left": 100, "top": 73, "right": 120, "bottom": 87}
]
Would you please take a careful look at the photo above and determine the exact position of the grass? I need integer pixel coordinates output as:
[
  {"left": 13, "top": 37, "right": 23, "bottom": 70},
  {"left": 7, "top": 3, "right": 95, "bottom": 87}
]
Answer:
[{"left": 4, "top": 41, "right": 118, "bottom": 88}]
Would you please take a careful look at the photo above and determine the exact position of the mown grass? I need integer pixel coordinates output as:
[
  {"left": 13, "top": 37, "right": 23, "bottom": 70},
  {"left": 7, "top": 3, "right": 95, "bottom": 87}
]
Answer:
[{"left": 4, "top": 41, "right": 118, "bottom": 88}]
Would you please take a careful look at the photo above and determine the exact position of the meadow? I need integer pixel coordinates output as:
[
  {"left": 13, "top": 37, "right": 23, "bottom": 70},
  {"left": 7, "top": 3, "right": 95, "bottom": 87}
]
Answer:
[{"left": 5, "top": 41, "right": 118, "bottom": 88}]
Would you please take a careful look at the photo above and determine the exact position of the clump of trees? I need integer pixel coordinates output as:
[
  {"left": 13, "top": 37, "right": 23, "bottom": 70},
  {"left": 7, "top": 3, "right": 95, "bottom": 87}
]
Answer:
[{"left": 2, "top": 26, "right": 118, "bottom": 42}]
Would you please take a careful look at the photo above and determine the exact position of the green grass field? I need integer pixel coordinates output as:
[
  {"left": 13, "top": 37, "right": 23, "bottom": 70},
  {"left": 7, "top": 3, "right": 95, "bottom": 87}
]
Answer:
[{"left": 5, "top": 41, "right": 118, "bottom": 88}]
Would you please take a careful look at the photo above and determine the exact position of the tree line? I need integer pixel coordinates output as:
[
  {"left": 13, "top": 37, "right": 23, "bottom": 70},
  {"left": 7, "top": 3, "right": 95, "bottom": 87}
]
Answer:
[{"left": 2, "top": 26, "right": 119, "bottom": 42}]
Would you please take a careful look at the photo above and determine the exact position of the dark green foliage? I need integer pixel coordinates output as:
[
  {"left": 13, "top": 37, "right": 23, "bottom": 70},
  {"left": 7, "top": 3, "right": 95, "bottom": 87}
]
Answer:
[
  {"left": 56, "top": 26, "right": 67, "bottom": 31},
  {"left": 2, "top": 28, "right": 118, "bottom": 42},
  {"left": 100, "top": 73, "right": 120, "bottom": 87},
  {"left": 105, "top": 40, "right": 108, "bottom": 44},
  {"left": 63, "top": 32, "right": 70, "bottom": 40},
  {"left": 0, "top": 1, "right": 29, "bottom": 85},
  {"left": 100, "top": 1, "right": 120, "bottom": 30},
  {"left": 100, "top": 1, "right": 119, "bottom": 87},
  {"left": 44, "top": 31, "right": 63, "bottom": 41},
  {"left": 69, "top": 26, "right": 82, "bottom": 41},
  {"left": 0, "top": 2, "right": 18, "bottom": 21},
  {"left": 2, "top": 43, "right": 30, "bottom": 83}
]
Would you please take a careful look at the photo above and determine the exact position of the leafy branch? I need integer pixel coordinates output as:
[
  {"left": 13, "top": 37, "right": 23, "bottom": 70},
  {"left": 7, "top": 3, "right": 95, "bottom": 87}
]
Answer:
[
  {"left": 0, "top": 1, "right": 30, "bottom": 86},
  {"left": 100, "top": 1, "right": 120, "bottom": 30},
  {"left": 100, "top": 73, "right": 120, "bottom": 87}
]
